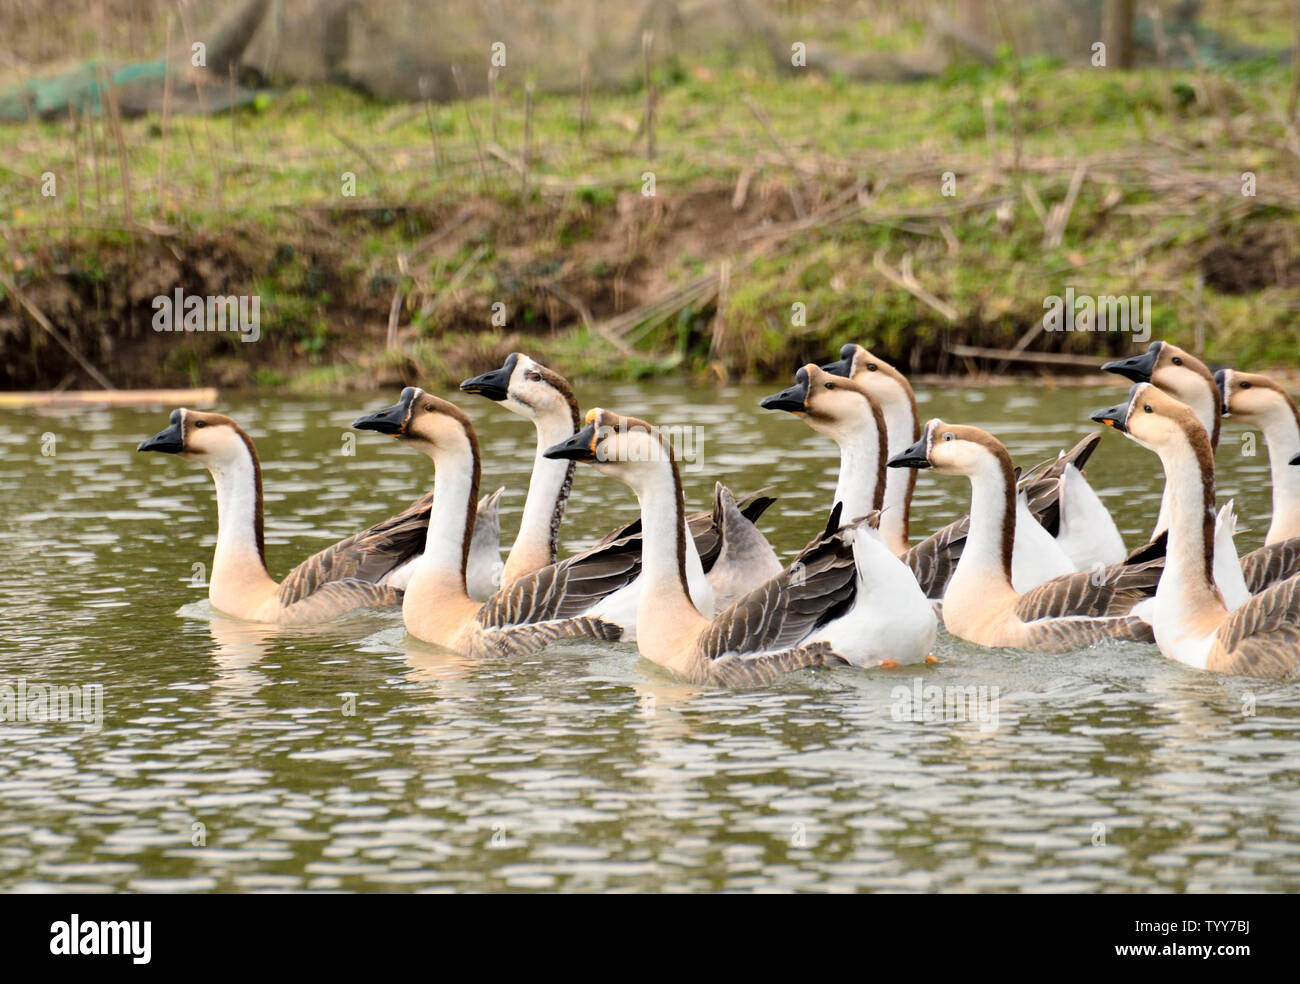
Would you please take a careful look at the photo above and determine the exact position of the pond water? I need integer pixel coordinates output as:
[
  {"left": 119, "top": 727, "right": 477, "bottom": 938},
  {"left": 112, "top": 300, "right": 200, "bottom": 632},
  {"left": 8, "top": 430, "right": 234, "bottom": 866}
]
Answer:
[{"left": 1, "top": 379, "right": 1298, "bottom": 892}]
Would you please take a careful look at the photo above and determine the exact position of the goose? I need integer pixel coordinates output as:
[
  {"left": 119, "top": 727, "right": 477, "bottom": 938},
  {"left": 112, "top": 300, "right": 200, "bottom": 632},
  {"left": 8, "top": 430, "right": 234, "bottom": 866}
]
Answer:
[
  {"left": 384, "top": 486, "right": 505, "bottom": 600},
  {"left": 761, "top": 363, "right": 1076, "bottom": 598},
  {"left": 1106, "top": 342, "right": 1300, "bottom": 594},
  {"left": 460, "top": 351, "right": 780, "bottom": 615},
  {"left": 886, "top": 420, "right": 1158, "bottom": 651},
  {"left": 137, "top": 409, "right": 421, "bottom": 624},
  {"left": 822, "top": 342, "right": 1125, "bottom": 571},
  {"left": 542, "top": 408, "right": 936, "bottom": 682},
  {"left": 1216, "top": 369, "right": 1300, "bottom": 544},
  {"left": 352, "top": 387, "right": 640, "bottom": 655},
  {"left": 1091, "top": 385, "right": 1300, "bottom": 679}
]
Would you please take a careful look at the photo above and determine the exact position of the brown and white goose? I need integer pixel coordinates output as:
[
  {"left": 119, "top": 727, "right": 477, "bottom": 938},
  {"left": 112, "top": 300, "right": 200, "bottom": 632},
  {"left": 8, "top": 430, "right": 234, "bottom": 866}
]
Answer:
[
  {"left": 460, "top": 352, "right": 781, "bottom": 617},
  {"left": 822, "top": 342, "right": 1125, "bottom": 574},
  {"left": 1216, "top": 369, "right": 1300, "bottom": 545},
  {"left": 886, "top": 420, "right": 1157, "bottom": 651},
  {"left": 137, "top": 409, "right": 420, "bottom": 624},
  {"left": 543, "top": 409, "right": 935, "bottom": 683},
  {"left": 352, "top": 388, "right": 636, "bottom": 655},
  {"left": 1091, "top": 385, "right": 1300, "bottom": 679},
  {"left": 764, "top": 362, "right": 1079, "bottom": 599},
  {"left": 1106, "top": 342, "right": 1300, "bottom": 594}
]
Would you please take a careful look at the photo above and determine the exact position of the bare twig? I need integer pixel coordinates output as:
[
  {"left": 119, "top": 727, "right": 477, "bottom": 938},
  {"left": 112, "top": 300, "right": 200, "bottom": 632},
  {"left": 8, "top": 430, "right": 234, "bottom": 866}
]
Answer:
[{"left": 0, "top": 271, "right": 116, "bottom": 389}]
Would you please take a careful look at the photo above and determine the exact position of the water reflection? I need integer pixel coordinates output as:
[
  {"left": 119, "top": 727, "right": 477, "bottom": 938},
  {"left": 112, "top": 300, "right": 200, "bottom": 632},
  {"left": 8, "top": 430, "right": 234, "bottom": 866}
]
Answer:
[{"left": 0, "top": 382, "right": 1297, "bottom": 892}]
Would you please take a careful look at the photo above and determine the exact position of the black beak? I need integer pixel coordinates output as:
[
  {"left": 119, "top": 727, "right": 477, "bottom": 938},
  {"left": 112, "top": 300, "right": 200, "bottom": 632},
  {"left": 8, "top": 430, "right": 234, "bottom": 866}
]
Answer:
[
  {"left": 353, "top": 387, "right": 416, "bottom": 435},
  {"left": 1213, "top": 369, "right": 1229, "bottom": 415},
  {"left": 138, "top": 410, "right": 185, "bottom": 454},
  {"left": 1101, "top": 341, "right": 1161, "bottom": 383},
  {"left": 460, "top": 354, "right": 516, "bottom": 401},
  {"left": 887, "top": 435, "right": 930, "bottom": 469},
  {"left": 820, "top": 343, "right": 857, "bottom": 378},
  {"left": 1089, "top": 402, "right": 1130, "bottom": 433},
  {"left": 1290, "top": 452, "right": 1300, "bottom": 466},
  {"left": 543, "top": 423, "right": 598, "bottom": 462},
  {"left": 760, "top": 369, "right": 810, "bottom": 413}
]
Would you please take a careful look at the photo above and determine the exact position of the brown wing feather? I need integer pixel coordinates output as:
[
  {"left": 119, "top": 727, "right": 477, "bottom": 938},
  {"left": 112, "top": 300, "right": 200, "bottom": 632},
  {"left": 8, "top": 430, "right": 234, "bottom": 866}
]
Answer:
[
  {"left": 276, "top": 578, "right": 402, "bottom": 624},
  {"left": 903, "top": 515, "right": 968, "bottom": 599},
  {"left": 277, "top": 491, "right": 434, "bottom": 605},
  {"left": 476, "top": 532, "right": 642, "bottom": 628},
  {"left": 1014, "top": 558, "right": 1162, "bottom": 623},
  {"left": 1240, "top": 538, "right": 1300, "bottom": 596},
  {"left": 473, "top": 615, "right": 623, "bottom": 657},
  {"left": 697, "top": 511, "right": 857, "bottom": 663},
  {"left": 705, "top": 643, "right": 848, "bottom": 687},
  {"left": 1210, "top": 574, "right": 1300, "bottom": 679}
]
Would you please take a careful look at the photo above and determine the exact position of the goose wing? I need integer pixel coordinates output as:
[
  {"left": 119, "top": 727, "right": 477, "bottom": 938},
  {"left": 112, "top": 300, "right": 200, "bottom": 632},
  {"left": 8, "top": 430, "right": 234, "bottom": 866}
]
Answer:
[
  {"left": 903, "top": 515, "right": 968, "bottom": 598},
  {"left": 475, "top": 532, "right": 643, "bottom": 629},
  {"left": 277, "top": 578, "right": 403, "bottom": 624},
  {"left": 1211, "top": 574, "right": 1300, "bottom": 679},
  {"left": 705, "top": 643, "right": 847, "bottom": 687},
  {"left": 1014, "top": 558, "right": 1162, "bottom": 623},
  {"left": 474, "top": 615, "right": 623, "bottom": 657},
  {"left": 697, "top": 506, "right": 858, "bottom": 663},
  {"left": 1019, "top": 432, "right": 1102, "bottom": 536},
  {"left": 277, "top": 491, "right": 434, "bottom": 605},
  {"left": 1240, "top": 538, "right": 1300, "bottom": 596}
]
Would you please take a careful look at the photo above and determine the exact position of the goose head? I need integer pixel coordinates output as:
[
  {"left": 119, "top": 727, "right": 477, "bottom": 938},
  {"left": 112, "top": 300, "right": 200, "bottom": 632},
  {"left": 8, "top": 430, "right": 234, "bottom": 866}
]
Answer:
[
  {"left": 460, "top": 352, "right": 579, "bottom": 427},
  {"left": 1102, "top": 341, "right": 1219, "bottom": 424},
  {"left": 886, "top": 419, "right": 1011, "bottom": 479},
  {"left": 353, "top": 386, "right": 477, "bottom": 460},
  {"left": 137, "top": 408, "right": 256, "bottom": 467},
  {"left": 821, "top": 343, "right": 914, "bottom": 413},
  {"left": 543, "top": 408, "right": 673, "bottom": 488},
  {"left": 1214, "top": 368, "right": 1296, "bottom": 425},
  {"left": 760, "top": 364, "right": 883, "bottom": 443},
  {"left": 1089, "top": 382, "right": 1204, "bottom": 455}
]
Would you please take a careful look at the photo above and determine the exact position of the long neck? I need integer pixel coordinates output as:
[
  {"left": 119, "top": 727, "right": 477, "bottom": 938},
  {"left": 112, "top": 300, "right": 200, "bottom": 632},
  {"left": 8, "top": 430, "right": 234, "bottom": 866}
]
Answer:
[
  {"left": 208, "top": 441, "right": 273, "bottom": 590},
  {"left": 1257, "top": 398, "right": 1300, "bottom": 544},
  {"left": 503, "top": 408, "right": 577, "bottom": 583},
  {"left": 833, "top": 424, "right": 885, "bottom": 525},
  {"left": 877, "top": 389, "right": 918, "bottom": 553},
  {"left": 417, "top": 435, "right": 481, "bottom": 599},
  {"left": 1153, "top": 429, "right": 1224, "bottom": 618},
  {"left": 955, "top": 450, "right": 1016, "bottom": 590},
  {"left": 1185, "top": 383, "right": 1221, "bottom": 450}
]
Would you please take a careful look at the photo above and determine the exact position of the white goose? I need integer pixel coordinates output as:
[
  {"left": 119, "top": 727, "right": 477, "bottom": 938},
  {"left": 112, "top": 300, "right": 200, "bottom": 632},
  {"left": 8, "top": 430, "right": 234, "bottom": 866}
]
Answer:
[
  {"left": 352, "top": 388, "right": 641, "bottom": 655},
  {"left": 762, "top": 362, "right": 1077, "bottom": 598},
  {"left": 460, "top": 352, "right": 781, "bottom": 618},
  {"left": 1106, "top": 341, "right": 1300, "bottom": 594},
  {"left": 821, "top": 343, "right": 1124, "bottom": 575},
  {"left": 1091, "top": 385, "right": 1300, "bottom": 679},
  {"left": 886, "top": 420, "right": 1158, "bottom": 651},
  {"left": 544, "top": 409, "right": 936, "bottom": 679},
  {"left": 138, "top": 409, "right": 421, "bottom": 624}
]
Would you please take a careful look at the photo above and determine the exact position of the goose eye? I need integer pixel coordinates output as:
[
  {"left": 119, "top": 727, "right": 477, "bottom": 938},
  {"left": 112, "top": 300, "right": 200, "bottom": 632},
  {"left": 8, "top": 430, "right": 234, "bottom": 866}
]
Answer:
[
  {"left": 1172, "top": 357, "right": 1183, "bottom": 366},
  {"left": 526, "top": 371, "right": 542, "bottom": 381},
  {"left": 943, "top": 432, "right": 954, "bottom": 441},
  {"left": 867, "top": 363, "right": 878, "bottom": 372},
  {"left": 193, "top": 420, "right": 206, "bottom": 428},
  {"left": 1240, "top": 381, "right": 1251, "bottom": 389},
  {"left": 424, "top": 404, "right": 434, "bottom": 412},
  {"left": 824, "top": 382, "right": 834, "bottom": 389},
  {"left": 1144, "top": 404, "right": 1153, "bottom": 413}
]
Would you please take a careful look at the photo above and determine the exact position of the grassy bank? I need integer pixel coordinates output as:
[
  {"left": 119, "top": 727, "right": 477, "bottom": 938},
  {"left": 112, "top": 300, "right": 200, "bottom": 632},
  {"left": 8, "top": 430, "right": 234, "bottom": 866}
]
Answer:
[{"left": 1, "top": 49, "right": 1298, "bottom": 391}]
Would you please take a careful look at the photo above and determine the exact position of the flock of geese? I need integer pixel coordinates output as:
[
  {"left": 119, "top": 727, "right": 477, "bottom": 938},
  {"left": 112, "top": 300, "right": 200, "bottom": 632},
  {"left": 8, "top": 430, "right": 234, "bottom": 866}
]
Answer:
[{"left": 137, "top": 340, "right": 1300, "bottom": 685}]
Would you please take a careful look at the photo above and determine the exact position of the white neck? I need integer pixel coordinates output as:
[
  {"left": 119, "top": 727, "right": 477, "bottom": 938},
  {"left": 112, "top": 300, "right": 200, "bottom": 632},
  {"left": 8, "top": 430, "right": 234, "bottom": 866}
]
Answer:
[
  {"left": 1152, "top": 436, "right": 1225, "bottom": 623},
  {"left": 208, "top": 443, "right": 272, "bottom": 590},
  {"left": 952, "top": 453, "right": 1015, "bottom": 591},
  {"left": 832, "top": 427, "right": 882, "bottom": 527},
  {"left": 505, "top": 409, "right": 576, "bottom": 579},
  {"left": 414, "top": 437, "right": 477, "bottom": 593},
  {"left": 1256, "top": 403, "right": 1300, "bottom": 544},
  {"left": 1152, "top": 396, "right": 1216, "bottom": 538},
  {"left": 877, "top": 394, "right": 916, "bottom": 553}
]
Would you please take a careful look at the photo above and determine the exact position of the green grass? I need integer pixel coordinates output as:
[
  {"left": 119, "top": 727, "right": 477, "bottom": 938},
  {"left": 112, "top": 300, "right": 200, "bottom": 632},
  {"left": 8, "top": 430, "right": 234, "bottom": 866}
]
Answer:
[{"left": 1, "top": 47, "right": 1297, "bottom": 389}]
